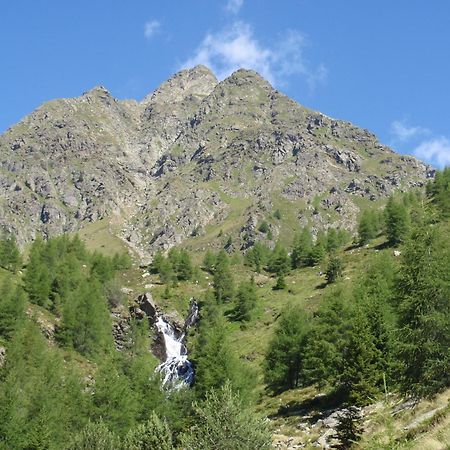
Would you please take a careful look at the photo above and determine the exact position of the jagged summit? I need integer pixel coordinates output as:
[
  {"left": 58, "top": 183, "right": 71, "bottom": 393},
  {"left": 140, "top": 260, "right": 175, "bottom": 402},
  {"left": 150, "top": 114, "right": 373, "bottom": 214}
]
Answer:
[
  {"left": 142, "top": 65, "right": 218, "bottom": 105},
  {"left": 82, "top": 85, "right": 111, "bottom": 97},
  {"left": 0, "top": 66, "right": 432, "bottom": 255}
]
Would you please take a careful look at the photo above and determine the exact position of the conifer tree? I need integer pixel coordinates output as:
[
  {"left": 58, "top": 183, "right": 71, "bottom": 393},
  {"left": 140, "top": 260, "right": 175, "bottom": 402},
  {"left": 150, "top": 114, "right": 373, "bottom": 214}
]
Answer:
[
  {"left": 291, "top": 227, "right": 313, "bottom": 269},
  {"left": 0, "top": 234, "right": 21, "bottom": 272},
  {"left": 233, "top": 279, "right": 258, "bottom": 322},
  {"left": 193, "top": 303, "right": 254, "bottom": 400},
  {"left": 58, "top": 279, "right": 113, "bottom": 356},
  {"left": 309, "top": 231, "right": 326, "bottom": 266},
  {"left": 151, "top": 250, "right": 165, "bottom": 274},
  {"left": 180, "top": 382, "right": 271, "bottom": 450},
  {"left": 326, "top": 254, "right": 344, "bottom": 284},
  {"left": 265, "top": 306, "right": 310, "bottom": 392},
  {"left": 384, "top": 196, "right": 410, "bottom": 246},
  {"left": 0, "top": 320, "right": 88, "bottom": 450},
  {"left": 24, "top": 236, "right": 52, "bottom": 307},
  {"left": 426, "top": 167, "right": 450, "bottom": 218},
  {"left": 213, "top": 250, "right": 234, "bottom": 302},
  {"left": 358, "top": 210, "right": 378, "bottom": 245},
  {"left": 273, "top": 274, "right": 287, "bottom": 290},
  {"left": 245, "top": 242, "right": 270, "bottom": 273},
  {"left": 395, "top": 221, "right": 450, "bottom": 397},
  {"left": 177, "top": 249, "right": 193, "bottom": 281},
  {"left": 67, "top": 421, "right": 120, "bottom": 450},
  {"left": 202, "top": 249, "right": 216, "bottom": 273},
  {"left": 0, "top": 279, "right": 26, "bottom": 339},
  {"left": 338, "top": 307, "right": 380, "bottom": 405},
  {"left": 92, "top": 359, "right": 139, "bottom": 434},
  {"left": 267, "top": 242, "right": 290, "bottom": 276},
  {"left": 123, "top": 412, "right": 173, "bottom": 450},
  {"left": 303, "top": 287, "right": 353, "bottom": 387},
  {"left": 326, "top": 228, "right": 340, "bottom": 253}
]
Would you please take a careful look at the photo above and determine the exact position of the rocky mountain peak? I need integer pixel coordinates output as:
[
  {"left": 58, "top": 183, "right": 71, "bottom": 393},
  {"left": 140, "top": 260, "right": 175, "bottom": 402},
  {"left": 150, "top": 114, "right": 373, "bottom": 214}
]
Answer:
[
  {"left": 0, "top": 65, "right": 432, "bottom": 256},
  {"left": 226, "top": 68, "right": 274, "bottom": 89},
  {"left": 81, "top": 85, "right": 113, "bottom": 103},
  {"left": 142, "top": 65, "right": 218, "bottom": 106}
]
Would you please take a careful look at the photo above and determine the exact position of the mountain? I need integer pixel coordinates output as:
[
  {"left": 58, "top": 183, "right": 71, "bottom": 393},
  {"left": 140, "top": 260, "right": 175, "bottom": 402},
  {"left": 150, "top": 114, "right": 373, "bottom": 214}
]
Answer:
[{"left": 0, "top": 65, "right": 433, "bottom": 256}]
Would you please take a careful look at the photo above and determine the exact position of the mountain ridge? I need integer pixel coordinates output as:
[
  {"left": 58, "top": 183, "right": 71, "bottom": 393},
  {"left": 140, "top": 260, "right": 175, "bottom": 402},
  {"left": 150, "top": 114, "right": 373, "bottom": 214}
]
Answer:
[{"left": 0, "top": 66, "right": 433, "bottom": 258}]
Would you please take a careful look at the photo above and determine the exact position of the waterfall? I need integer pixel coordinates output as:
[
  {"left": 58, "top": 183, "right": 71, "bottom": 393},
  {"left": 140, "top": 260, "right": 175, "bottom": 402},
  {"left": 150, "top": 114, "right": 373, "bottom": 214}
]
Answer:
[{"left": 154, "top": 299, "right": 199, "bottom": 388}]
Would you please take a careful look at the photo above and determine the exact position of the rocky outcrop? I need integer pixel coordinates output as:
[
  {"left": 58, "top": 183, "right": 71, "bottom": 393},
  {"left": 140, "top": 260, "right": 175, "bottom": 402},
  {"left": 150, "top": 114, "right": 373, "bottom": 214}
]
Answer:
[{"left": 0, "top": 66, "right": 432, "bottom": 257}]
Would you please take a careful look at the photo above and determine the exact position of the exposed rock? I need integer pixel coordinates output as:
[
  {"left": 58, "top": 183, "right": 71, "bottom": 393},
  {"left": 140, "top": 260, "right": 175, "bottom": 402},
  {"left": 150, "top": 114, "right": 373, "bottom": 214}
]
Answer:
[
  {"left": 0, "top": 346, "right": 5, "bottom": 368},
  {"left": 0, "top": 66, "right": 432, "bottom": 258}
]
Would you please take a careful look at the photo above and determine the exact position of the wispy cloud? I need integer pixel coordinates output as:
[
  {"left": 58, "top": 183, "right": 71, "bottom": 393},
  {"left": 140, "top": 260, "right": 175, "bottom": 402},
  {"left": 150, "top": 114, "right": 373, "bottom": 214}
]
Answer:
[
  {"left": 225, "top": 0, "right": 244, "bottom": 14},
  {"left": 181, "top": 21, "right": 326, "bottom": 89},
  {"left": 144, "top": 20, "right": 161, "bottom": 40},
  {"left": 391, "top": 120, "right": 429, "bottom": 143},
  {"left": 413, "top": 137, "right": 450, "bottom": 168}
]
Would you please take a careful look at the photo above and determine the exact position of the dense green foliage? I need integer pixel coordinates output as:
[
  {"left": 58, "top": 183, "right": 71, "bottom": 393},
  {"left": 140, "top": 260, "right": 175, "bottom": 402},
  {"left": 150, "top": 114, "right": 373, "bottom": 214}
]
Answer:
[
  {"left": 357, "top": 210, "right": 379, "bottom": 245},
  {"left": 0, "top": 235, "right": 21, "bottom": 272},
  {"left": 233, "top": 279, "right": 258, "bottom": 321},
  {"left": 0, "top": 170, "right": 449, "bottom": 448},
  {"left": 213, "top": 250, "right": 235, "bottom": 302},
  {"left": 265, "top": 305, "right": 310, "bottom": 392},
  {"left": 151, "top": 249, "right": 194, "bottom": 284},
  {"left": 180, "top": 382, "right": 271, "bottom": 450},
  {"left": 427, "top": 166, "right": 450, "bottom": 218},
  {"left": 264, "top": 176, "right": 450, "bottom": 405}
]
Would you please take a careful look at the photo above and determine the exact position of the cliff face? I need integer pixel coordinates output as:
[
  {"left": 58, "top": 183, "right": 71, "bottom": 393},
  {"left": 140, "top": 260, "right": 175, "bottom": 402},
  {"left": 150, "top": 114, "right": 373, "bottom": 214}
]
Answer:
[{"left": 0, "top": 65, "right": 432, "bottom": 256}]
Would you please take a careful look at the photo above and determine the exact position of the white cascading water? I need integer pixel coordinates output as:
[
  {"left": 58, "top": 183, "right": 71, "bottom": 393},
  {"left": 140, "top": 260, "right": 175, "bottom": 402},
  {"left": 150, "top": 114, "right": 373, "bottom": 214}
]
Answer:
[{"left": 154, "top": 300, "right": 198, "bottom": 388}]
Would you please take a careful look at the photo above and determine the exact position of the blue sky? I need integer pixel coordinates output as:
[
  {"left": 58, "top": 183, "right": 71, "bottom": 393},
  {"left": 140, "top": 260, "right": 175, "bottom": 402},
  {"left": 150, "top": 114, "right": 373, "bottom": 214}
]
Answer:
[{"left": 2, "top": 0, "right": 449, "bottom": 167}]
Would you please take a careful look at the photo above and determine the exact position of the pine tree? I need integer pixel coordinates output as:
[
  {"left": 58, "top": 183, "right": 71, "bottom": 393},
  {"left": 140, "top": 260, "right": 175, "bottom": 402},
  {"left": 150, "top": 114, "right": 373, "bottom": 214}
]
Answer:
[
  {"left": 384, "top": 196, "right": 410, "bottom": 246},
  {"left": 159, "top": 257, "right": 175, "bottom": 285},
  {"left": 265, "top": 306, "right": 310, "bottom": 392},
  {"left": 426, "top": 167, "right": 450, "bottom": 218},
  {"left": 24, "top": 236, "right": 52, "bottom": 308},
  {"left": 151, "top": 250, "right": 165, "bottom": 274},
  {"left": 202, "top": 249, "right": 216, "bottom": 273},
  {"left": 291, "top": 228, "right": 313, "bottom": 269},
  {"left": 90, "top": 252, "right": 115, "bottom": 283},
  {"left": 177, "top": 249, "right": 193, "bottom": 281},
  {"left": 326, "top": 228, "right": 340, "bottom": 253},
  {"left": 273, "top": 274, "right": 287, "bottom": 290},
  {"left": 245, "top": 242, "right": 270, "bottom": 273},
  {"left": 180, "top": 382, "right": 271, "bottom": 450},
  {"left": 303, "top": 287, "right": 353, "bottom": 387},
  {"left": 233, "top": 279, "right": 258, "bottom": 322},
  {"left": 213, "top": 250, "right": 234, "bottom": 302},
  {"left": 358, "top": 210, "right": 378, "bottom": 245},
  {"left": 58, "top": 279, "right": 113, "bottom": 356},
  {"left": 394, "top": 221, "right": 450, "bottom": 397},
  {"left": 308, "top": 231, "right": 326, "bottom": 266},
  {"left": 123, "top": 412, "right": 173, "bottom": 450},
  {"left": 67, "top": 421, "right": 120, "bottom": 450},
  {"left": 338, "top": 307, "right": 380, "bottom": 405},
  {"left": 326, "top": 254, "right": 343, "bottom": 284},
  {"left": 0, "top": 234, "right": 21, "bottom": 272},
  {"left": 258, "top": 220, "right": 270, "bottom": 234},
  {"left": 0, "top": 320, "right": 88, "bottom": 450},
  {"left": 267, "top": 242, "right": 290, "bottom": 276},
  {"left": 0, "top": 279, "right": 26, "bottom": 339},
  {"left": 92, "top": 359, "right": 139, "bottom": 434},
  {"left": 193, "top": 304, "right": 254, "bottom": 401}
]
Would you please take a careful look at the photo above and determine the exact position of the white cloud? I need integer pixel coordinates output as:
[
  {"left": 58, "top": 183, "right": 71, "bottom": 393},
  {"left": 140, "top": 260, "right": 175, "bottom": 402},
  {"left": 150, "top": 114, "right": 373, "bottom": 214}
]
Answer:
[
  {"left": 144, "top": 20, "right": 161, "bottom": 39},
  {"left": 391, "top": 120, "right": 429, "bottom": 143},
  {"left": 413, "top": 137, "right": 450, "bottom": 168},
  {"left": 225, "top": 0, "right": 244, "bottom": 14},
  {"left": 181, "top": 21, "right": 326, "bottom": 89}
]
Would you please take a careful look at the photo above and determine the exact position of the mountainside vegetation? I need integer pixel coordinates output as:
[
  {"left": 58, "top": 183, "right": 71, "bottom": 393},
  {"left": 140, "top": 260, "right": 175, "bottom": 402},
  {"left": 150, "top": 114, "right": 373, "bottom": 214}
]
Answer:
[
  {"left": 0, "top": 67, "right": 448, "bottom": 449},
  {"left": 0, "top": 168, "right": 448, "bottom": 449}
]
